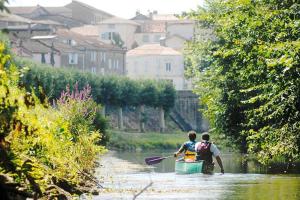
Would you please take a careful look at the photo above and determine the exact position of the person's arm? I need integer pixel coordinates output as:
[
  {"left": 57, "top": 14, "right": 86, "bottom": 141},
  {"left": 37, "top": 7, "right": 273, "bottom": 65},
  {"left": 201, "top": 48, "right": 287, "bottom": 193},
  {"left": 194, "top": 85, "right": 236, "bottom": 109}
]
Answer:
[
  {"left": 174, "top": 143, "right": 186, "bottom": 157},
  {"left": 216, "top": 155, "right": 224, "bottom": 174},
  {"left": 210, "top": 144, "right": 224, "bottom": 173}
]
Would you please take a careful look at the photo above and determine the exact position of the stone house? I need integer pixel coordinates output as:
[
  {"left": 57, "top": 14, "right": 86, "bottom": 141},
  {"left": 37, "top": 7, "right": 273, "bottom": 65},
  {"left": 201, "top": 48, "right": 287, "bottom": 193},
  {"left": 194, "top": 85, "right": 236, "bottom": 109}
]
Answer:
[
  {"left": 98, "top": 17, "right": 139, "bottom": 50},
  {"left": 166, "top": 20, "right": 195, "bottom": 40},
  {"left": 134, "top": 21, "right": 166, "bottom": 46},
  {"left": 12, "top": 29, "right": 126, "bottom": 76},
  {"left": 8, "top": 5, "right": 82, "bottom": 28},
  {"left": 131, "top": 11, "right": 195, "bottom": 51},
  {"left": 161, "top": 34, "right": 187, "bottom": 51},
  {"left": 65, "top": 0, "right": 114, "bottom": 25},
  {"left": 126, "top": 44, "right": 191, "bottom": 90},
  {"left": 12, "top": 38, "right": 61, "bottom": 67}
]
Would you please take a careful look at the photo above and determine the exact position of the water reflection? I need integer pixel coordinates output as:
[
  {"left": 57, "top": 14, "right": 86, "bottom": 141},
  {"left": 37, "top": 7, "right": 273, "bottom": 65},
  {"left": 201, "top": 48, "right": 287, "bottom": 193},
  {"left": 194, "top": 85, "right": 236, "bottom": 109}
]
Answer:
[
  {"left": 114, "top": 150, "right": 300, "bottom": 174},
  {"left": 95, "top": 151, "right": 300, "bottom": 200}
]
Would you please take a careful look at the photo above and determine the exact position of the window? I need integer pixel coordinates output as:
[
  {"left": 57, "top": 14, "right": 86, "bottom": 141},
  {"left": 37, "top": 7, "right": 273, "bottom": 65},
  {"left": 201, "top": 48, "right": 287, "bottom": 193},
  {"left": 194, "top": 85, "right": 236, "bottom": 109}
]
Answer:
[
  {"left": 116, "top": 60, "right": 119, "bottom": 69},
  {"left": 68, "top": 53, "right": 78, "bottom": 64},
  {"left": 154, "top": 35, "right": 161, "bottom": 42},
  {"left": 91, "top": 67, "right": 96, "bottom": 73},
  {"left": 100, "top": 52, "right": 106, "bottom": 62},
  {"left": 101, "top": 32, "right": 114, "bottom": 40},
  {"left": 41, "top": 53, "right": 46, "bottom": 64},
  {"left": 91, "top": 51, "right": 97, "bottom": 62},
  {"left": 100, "top": 68, "right": 105, "bottom": 75},
  {"left": 142, "top": 34, "right": 149, "bottom": 42},
  {"left": 166, "top": 63, "right": 171, "bottom": 71},
  {"left": 108, "top": 59, "right": 112, "bottom": 69},
  {"left": 66, "top": 39, "right": 76, "bottom": 46}
]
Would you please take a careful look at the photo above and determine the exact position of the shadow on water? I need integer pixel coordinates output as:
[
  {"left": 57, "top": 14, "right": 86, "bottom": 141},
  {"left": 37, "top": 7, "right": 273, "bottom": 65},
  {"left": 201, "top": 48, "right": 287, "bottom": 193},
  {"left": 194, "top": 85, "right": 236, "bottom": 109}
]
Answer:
[{"left": 94, "top": 150, "right": 300, "bottom": 200}]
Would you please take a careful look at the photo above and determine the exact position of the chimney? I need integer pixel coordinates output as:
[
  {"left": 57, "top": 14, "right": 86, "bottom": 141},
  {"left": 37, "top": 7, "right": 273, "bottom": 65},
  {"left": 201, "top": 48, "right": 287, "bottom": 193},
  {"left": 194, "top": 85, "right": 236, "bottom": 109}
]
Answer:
[
  {"left": 136, "top": 10, "right": 140, "bottom": 16},
  {"left": 149, "top": 12, "right": 153, "bottom": 19},
  {"left": 159, "top": 37, "right": 166, "bottom": 46}
]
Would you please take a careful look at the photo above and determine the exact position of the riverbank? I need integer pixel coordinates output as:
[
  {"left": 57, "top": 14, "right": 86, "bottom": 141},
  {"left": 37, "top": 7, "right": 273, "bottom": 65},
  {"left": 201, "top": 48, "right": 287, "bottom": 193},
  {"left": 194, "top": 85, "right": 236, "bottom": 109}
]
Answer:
[{"left": 107, "top": 130, "right": 234, "bottom": 151}]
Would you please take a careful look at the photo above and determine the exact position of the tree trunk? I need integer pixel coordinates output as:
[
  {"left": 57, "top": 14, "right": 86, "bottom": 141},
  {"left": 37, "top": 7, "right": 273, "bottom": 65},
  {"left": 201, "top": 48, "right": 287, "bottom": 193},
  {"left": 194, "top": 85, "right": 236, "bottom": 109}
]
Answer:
[
  {"left": 159, "top": 106, "right": 165, "bottom": 133},
  {"left": 139, "top": 105, "right": 145, "bottom": 133},
  {"left": 118, "top": 107, "right": 123, "bottom": 130}
]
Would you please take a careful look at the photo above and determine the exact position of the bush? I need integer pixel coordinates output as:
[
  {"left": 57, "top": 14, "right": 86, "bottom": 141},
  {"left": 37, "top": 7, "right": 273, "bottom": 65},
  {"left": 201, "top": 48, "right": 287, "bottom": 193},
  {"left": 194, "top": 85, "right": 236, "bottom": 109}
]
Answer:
[{"left": 0, "top": 42, "right": 106, "bottom": 198}]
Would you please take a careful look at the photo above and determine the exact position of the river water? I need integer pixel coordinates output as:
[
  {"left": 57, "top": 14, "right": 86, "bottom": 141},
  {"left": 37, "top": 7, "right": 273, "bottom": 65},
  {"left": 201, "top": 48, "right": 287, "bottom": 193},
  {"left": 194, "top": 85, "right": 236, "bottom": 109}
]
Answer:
[{"left": 93, "top": 151, "right": 300, "bottom": 200}]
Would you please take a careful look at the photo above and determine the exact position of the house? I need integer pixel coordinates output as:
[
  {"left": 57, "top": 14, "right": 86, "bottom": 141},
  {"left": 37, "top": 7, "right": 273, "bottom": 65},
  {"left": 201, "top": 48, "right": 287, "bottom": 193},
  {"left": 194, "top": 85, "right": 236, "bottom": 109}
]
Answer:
[
  {"left": 98, "top": 17, "right": 139, "bottom": 49},
  {"left": 0, "top": 11, "right": 31, "bottom": 28},
  {"left": 12, "top": 37, "right": 61, "bottom": 67},
  {"left": 126, "top": 44, "right": 191, "bottom": 90},
  {"left": 70, "top": 25, "right": 100, "bottom": 39},
  {"left": 9, "top": 4, "right": 82, "bottom": 27},
  {"left": 166, "top": 20, "right": 195, "bottom": 41},
  {"left": 65, "top": 0, "right": 114, "bottom": 25},
  {"left": 131, "top": 11, "right": 195, "bottom": 51},
  {"left": 134, "top": 21, "right": 166, "bottom": 46},
  {"left": 161, "top": 34, "right": 187, "bottom": 51},
  {"left": 13, "top": 29, "right": 126, "bottom": 76},
  {"left": 55, "top": 29, "right": 126, "bottom": 75}
]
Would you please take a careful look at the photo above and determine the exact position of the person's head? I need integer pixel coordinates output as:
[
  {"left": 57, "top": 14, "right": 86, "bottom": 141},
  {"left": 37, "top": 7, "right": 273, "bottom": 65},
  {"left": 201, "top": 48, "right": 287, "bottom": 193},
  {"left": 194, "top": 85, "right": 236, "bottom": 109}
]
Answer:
[
  {"left": 188, "top": 130, "right": 196, "bottom": 141},
  {"left": 201, "top": 132, "right": 210, "bottom": 141}
]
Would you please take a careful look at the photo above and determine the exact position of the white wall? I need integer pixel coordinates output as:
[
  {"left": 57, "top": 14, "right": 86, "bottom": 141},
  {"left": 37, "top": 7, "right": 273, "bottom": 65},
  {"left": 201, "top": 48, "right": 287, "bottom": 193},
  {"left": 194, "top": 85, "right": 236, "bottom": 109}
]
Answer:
[
  {"left": 167, "top": 23, "right": 194, "bottom": 40},
  {"left": 134, "top": 32, "right": 166, "bottom": 46},
  {"left": 126, "top": 54, "right": 187, "bottom": 90},
  {"left": 165, "top": 36, "right": 186, "bottom": 51},
  {"left": 99, "top": 24, "right": 137, "bottom": 49}
]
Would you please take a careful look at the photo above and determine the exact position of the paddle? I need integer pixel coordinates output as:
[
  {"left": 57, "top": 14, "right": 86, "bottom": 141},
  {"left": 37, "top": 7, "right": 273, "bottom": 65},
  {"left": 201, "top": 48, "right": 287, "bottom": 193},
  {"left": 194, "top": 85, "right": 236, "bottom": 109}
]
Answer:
[{"left": 145, "top": 155, "right": 173, "bottom": 165}]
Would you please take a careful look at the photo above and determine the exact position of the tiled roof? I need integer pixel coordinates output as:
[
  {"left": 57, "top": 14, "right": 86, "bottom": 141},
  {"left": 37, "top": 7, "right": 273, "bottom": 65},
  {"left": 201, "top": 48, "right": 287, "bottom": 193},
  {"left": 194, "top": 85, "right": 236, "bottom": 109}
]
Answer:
[
  {"left": 21, "top": 40, "right": 53, "bottom": 53},
  {"left": 65, "top": 0, "right": 114, "bottom": 17},
  {"left": 100, "top": 17, "right": 139, "bottom": 26},
  {"left": 151, "top": 14, "right": 178, "bottom": 21},
  {"left": 8, "top": 6, "right": 39, "bottom": 15},
  {"left": 127, "top": 44, "right": 181, "bottom": 56},
  {"left": 55, "top": 29, "right": 123, "bottom": 51},
  {"left": 167, "top": 20, "right": 195, "bottom": 25},
  {"left": 70, "top": 25, "right": 100, "bottom": 37},
  {"left": 44, "top": 7, "right": 72, "bottom": 17},
  {"left": 0, "top": 11, "right": 31, "bottom": 23},
  {"left": 140, "top": 21, "right": 166, "bottom": 33}
]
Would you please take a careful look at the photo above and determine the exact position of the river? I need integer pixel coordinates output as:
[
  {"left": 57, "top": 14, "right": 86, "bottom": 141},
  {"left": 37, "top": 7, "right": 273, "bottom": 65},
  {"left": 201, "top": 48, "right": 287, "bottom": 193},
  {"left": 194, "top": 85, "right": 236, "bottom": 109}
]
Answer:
[{"left": 92, "top": 151, "right": 300, "bottom": 200}]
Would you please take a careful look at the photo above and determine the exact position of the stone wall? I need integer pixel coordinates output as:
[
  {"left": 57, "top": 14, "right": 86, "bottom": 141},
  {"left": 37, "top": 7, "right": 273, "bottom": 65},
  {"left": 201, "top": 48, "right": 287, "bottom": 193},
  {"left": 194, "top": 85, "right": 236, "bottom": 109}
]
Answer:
[{"left": 173, "top": 90, "right": 209, "bottom": 132}]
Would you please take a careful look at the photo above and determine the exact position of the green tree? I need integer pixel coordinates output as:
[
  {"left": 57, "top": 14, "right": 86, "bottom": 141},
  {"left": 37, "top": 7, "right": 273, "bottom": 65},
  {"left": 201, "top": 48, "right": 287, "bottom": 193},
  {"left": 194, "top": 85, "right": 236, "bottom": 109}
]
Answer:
[{"left": 186, "top": 0, "right": 300, "bottom": 163}]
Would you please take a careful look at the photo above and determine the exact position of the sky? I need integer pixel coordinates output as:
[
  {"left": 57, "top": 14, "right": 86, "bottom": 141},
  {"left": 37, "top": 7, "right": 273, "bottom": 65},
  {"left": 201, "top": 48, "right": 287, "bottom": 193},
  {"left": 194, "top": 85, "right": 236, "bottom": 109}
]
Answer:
[{"left": 7, "top": 0, "right": 204, "bottom": 19}]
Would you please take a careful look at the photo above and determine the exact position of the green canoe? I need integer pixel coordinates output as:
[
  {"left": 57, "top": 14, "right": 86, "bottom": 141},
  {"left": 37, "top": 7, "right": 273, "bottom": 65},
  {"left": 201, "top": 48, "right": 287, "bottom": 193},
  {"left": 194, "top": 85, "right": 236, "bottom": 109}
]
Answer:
[{"left": 175, "top": 160, "right": 204, "bottom": 174}]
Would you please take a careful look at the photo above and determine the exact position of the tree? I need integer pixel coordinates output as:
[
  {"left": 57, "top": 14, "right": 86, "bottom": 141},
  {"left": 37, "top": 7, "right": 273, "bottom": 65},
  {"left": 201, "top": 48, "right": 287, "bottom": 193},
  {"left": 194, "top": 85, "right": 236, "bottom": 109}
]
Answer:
[
  {"left": 186, "top": 0, "right": 300, "bottom": 163},
  {"left": 112, "top": 32, "right": 125, "bottom": 48},
  {"left": 0, "top": 0, "right": 9, "bottom": 13}
]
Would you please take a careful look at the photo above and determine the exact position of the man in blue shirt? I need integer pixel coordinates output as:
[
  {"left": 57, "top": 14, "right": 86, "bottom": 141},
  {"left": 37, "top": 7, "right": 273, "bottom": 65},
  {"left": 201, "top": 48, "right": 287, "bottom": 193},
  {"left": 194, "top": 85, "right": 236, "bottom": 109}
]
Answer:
[{"left": 174, "top": 131, "right": 197, "bottom": 161}]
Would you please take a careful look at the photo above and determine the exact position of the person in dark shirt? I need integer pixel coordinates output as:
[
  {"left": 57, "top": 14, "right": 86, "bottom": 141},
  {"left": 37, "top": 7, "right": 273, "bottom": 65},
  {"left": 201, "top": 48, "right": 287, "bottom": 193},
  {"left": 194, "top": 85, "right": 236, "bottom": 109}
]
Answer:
[{"left": 195, "top": 132, "right": 224, "bottom": 174}]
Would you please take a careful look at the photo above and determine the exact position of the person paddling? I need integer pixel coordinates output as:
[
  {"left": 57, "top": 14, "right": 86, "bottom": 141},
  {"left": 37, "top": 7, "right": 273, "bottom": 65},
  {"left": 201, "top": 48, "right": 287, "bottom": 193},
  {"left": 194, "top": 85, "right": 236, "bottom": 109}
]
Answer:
[
  {"left": 195, "top": 132, "right": 224, "bottom": 174},
  {"left": 174, "top": 131, "right": 197, "bottom": 161}
]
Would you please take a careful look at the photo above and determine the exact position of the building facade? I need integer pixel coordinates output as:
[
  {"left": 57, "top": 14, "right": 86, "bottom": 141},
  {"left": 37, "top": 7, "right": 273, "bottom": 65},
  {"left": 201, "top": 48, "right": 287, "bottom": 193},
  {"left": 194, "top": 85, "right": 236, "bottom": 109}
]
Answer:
[{"left": 126, "top": 44, "right": 190, "bottom": 90}]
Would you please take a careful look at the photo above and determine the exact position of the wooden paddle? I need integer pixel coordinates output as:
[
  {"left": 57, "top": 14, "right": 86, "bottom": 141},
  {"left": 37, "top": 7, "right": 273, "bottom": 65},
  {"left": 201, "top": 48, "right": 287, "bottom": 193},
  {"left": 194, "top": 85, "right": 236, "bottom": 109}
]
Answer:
[{"left": 145, "top": 155, "right": 173, "bottom": 165}]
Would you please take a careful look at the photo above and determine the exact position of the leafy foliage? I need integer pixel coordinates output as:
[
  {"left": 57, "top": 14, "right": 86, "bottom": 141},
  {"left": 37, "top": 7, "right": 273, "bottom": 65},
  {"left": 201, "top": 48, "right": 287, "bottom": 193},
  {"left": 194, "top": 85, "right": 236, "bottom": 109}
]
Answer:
[
  {"left": 186, "top": 0, "right": 300, "bottom": 163},
  {"left": 18, "top": 59, "right": 176, "bottom": 112},
  {"left": 0, "top": 42, "right": 106, "bottom": 197}
]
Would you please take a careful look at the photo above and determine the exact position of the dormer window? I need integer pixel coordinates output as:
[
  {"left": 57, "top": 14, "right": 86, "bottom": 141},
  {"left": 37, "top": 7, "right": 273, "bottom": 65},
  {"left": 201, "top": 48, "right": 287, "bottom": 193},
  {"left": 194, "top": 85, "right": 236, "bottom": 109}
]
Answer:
[{"left": 66, "top": 39, "right": 77, "bottom": 46}]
